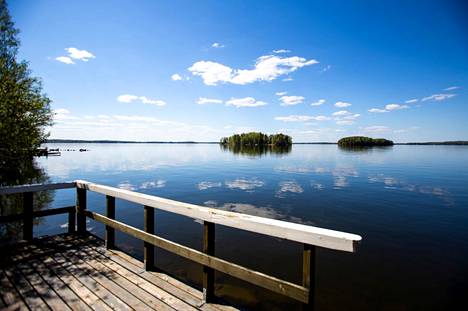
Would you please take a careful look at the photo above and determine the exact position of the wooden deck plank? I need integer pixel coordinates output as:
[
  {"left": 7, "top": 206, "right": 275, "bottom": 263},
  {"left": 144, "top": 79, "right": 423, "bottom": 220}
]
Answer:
[
  {"left": 39, "top": 256, "right": 113, "bottom": 311},
  {"left": 0, "top": 270, "right": 29, "bottom": 311},
  {"left": 90, "top": 242, "right": 230, "bottom": 311},
  {"left": 59, "top": 248, "right": 170, "bottom": 311},
  {"left": 15, "top": 262, "right": 72, "bottom": 311},
  {"left": 78, "top": 244, "right": 199, "bottom": 311},
  {"left": 3, "top": 267, "right": 50, "bottom": 311},
  {"left": 51, "top": 253, "right": 132, "bottom": 311},
  {"left": 69, "top": 248, "right": 176, "bottom": 311}
]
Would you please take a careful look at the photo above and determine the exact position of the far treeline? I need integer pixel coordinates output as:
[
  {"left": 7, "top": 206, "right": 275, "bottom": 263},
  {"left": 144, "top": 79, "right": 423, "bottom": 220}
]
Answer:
[
  {"left": 220, "top": 132, "right": 292, "bottom": 147},
  {"left": 338, "top": 136, "right": 394, "bottom": 147}
]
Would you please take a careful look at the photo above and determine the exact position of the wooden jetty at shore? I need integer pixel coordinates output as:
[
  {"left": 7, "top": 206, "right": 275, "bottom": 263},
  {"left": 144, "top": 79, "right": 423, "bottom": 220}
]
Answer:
[{"left": 0, "top": 181, "right": 362, "bottom": 310}]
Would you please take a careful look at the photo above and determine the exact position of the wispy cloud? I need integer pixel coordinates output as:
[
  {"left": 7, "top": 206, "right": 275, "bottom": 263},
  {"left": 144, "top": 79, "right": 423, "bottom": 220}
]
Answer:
[
  {"left": 369, "top": 104, "right": 408, "bottom": 113},
  {"left": 197, "top": 97, "right": 223, "bottom": 105},
  {"left": 198, "top": 181, "right": 222, "bottom": 190},
  {"left": 56, "top": 47, "right": 95, "bottom": 64},
  {"left": 273, "top": 49, "right": 291, "bottom": 54},
  {"left": 421, "top": 93, "right": 456, "bottom": 102},
  {"left": 334, "top": 101, "right": 351, "bottom": 108},
  {"left": 171, "top": 73, "right": 182, "bottom": 81},
  {"left": 444, "top": 86, "right": 459, "bottom": 91},
  {"left": 405, "top": 99, "right": 418, "bottom": 104},
  {"left": 55, "top": 56, "right": 74, "bottom": 64},
  {"left": 362, "top": 125, "right": 390, "bottom": 133},
  {"left": 212, "top": 42, "right": 224, "bottom": 48},
  {"left": 311, "top": 99, "right": 325, "bottom": 106},
  {"left": 275, "top": 91, "right": 287, "bottom": 96},
  {"left": 188, "top": 54, "right": 318, "bottom": 85},
  {"left": 280, "top": 95, "right": 304, "bottom": 106},
  {"left": 226, "top": 97, "right": 267, "bottom": 108},
  {"left": 320, "top": 65, "right": 331, "bottom": 73},
  {"left": 332, "top": 110, "right": 351, "bottom": 116},
  {"left": 225, "top": 178, "right": 264, "bottom": 191},
  {"left": 276, "top": 181, "right": 304, "bottom": 198},
  {"left": 117, "top": 94, "right": 166, "bottom": 106},
  {"left": 275, "top": 115, "right": 331, "bottom": 122}
]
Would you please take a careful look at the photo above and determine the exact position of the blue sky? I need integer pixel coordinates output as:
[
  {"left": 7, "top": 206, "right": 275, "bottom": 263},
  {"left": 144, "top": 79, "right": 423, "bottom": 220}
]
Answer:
[{"left": 10, "top": 0, "right": 468, "bottom": 142}]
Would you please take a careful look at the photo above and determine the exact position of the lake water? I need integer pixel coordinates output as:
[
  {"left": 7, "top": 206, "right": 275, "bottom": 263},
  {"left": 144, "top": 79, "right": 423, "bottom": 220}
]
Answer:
[{"left": 30, "top": 143, "right": 468, "bottom": 310}]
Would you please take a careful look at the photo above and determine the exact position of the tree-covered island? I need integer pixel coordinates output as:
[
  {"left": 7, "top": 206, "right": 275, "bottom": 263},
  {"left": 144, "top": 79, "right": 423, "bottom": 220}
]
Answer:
[
  {"left": 338, "top": 136, "right": 393, "bottom": 147},
  {"left": 220, "top": 132, "right": 292, "bottom": 147}
]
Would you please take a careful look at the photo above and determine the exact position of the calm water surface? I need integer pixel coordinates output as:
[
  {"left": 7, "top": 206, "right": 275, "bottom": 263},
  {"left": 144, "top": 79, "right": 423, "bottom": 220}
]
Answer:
[{"left": 34, "top": 144, "right": 468, "bottom": 310}]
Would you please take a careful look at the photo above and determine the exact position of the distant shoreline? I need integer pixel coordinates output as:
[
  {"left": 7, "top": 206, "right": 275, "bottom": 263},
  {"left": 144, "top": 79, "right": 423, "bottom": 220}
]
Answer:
[{"left": 46, "top": 139, "right": 468, "bottom": 145}]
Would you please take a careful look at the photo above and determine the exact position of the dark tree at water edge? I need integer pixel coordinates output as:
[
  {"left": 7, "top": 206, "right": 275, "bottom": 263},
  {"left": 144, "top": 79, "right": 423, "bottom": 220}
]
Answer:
[
  {"left": 337, "top": 136, "right": 393, "bottom": 147},
  {"left": 0, "top": 0, "right": 53, "bottom": 241},
  {"left": 220, "top": 132, "right": 292, "bottom": 147},
  {"left": 0, "top": 0, "right": 53, "bottom": 160}
]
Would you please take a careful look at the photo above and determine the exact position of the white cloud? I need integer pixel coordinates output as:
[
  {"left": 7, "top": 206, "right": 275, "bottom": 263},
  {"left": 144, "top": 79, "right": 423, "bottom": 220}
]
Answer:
[
  {"left": 55, "top": 56, "right": 74, "bottom": 64},
  {"left": 55, "top": 108, "right": 70, "bottom": 114},
  {"left": 212, "top": 42, "right": 224, "bottom": 48},
  {"left": 225, "top": 178, "right": 264, "bottom": 191},
  {"left": 421, "top": 93, "right": 456, "bottom": 101},
  {"left": 405, "top": 99, "right": 418, "bottom": 104},
  {"left": 444, "top": 86, "right": 459, "bottom": 91},
  {"left": 343, "top": 113, "right": 360, "bottom": 120},
  {"left": 117, "top": 94, "right": 139, "bottom": 103},
  {"left": 276, "top": 181, "right": 303, "bottom": 197},
  {"left": 188, "top": 54, "right": 318, "bottom": 85},
  {"left": 334, "top": 101, "right": 351, "bottom": 108},
  {"left": 273, "top": 49, "right": 291, "bottom": 54},
  {"left": 171, "top": 74, "right": 182, "bottom": 81},
  {"left": 336, "top": 120, "right": 354, "bottom": 125},
  {"left": 368, "top": 108, "right": 388, "bottom": 113},
  {"left": 140, "top": 180, "right": 166, "bottom": 189},
  {"left": 65, "top": 47, "right": 95, "bottom": 61},
  {"left": 332, "top": 110, "right": 351, "bottom": 116},
  {"left": 369, "top": 104, "right": 408, "bottom": 113},
  {"left": 385, "top": 104, "right": 409, "bottom": 111},
  {"left": 54, "top": 108, "right": 78, "bottom": 120},
  {"left": 197, "top": 97, "right": 223, "bottom": 105},
  {"left": 275, "top": 115, "right": 331, "bottom": 122},
  {"left": 198, "top": 181, "right": 222, "bottom": 190},
  {"left": 226, "top": 97, "right": 267, "bottom": 108},
  {"left": 139, "top": 96, "right": 166, "bottom": 106},
  {"left": 310, "top": 99, "right": 325, "bottom": 106},
  {"left": 282, "top": 77, "right": 294, "bottom": 82},
  {"left": 117, "top": 94, "right": 166, "bottom": 106},
  {"left": 275, "top": 91, "right": 287, "bottom": 96},
  {"left": 280, "top": 95, "right": 304, "bottom": 106}
]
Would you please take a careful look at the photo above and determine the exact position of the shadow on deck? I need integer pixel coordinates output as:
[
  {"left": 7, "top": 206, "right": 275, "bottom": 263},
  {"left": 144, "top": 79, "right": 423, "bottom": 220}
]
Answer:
[{"left": 0, "top": 233, "right": 238, "bottom": 311}]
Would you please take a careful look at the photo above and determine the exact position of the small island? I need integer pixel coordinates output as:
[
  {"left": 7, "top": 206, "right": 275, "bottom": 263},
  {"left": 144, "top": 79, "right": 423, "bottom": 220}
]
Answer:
[
  {"left": 220, "top": 132, "right": 292, "bottom": 147},
  {"left": 338, "top": 136, "right": 394, "bottom": 147}
]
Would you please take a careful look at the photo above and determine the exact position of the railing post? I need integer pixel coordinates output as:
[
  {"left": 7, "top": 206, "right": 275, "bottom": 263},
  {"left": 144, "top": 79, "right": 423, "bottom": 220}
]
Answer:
[
  {"left": 202, "top": 221, "right": 215, "bottom": 303},
  {"left": 106, "top": 195, "right": 115, "bottom": 249},
  {"left": 76, "top": 187, "right": 87, "bottom": 234},
  {"left": 23, "top": 192, "right": 33, "bottom": 241},
  {"left": 302, "top": 244, "right": 316, "bottom": 311},
  {"left": 144, "top": 205, "right": 155, "bottom": 271},
  {"left": 68, "top": 207, "right": 76, "bottom": 233}
]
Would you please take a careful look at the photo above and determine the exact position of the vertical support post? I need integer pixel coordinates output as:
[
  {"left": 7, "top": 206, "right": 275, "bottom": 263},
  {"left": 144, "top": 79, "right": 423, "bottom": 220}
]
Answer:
[
  {"left": 106, "top": 195, "right": 115, "bottom": 249},
  {"left": 302, "top": 244, "right": 316, "bottom": 311},
  {"left": 144, "top": 205, "right": 155, "bottom": 271},
  {"left": 76, "top": 187, "right": 87, "bottom": 234},
  {"left": 23, "top": 192, "right": 33, "bottom": 241},
  {"left": 202, "top": 221, "right": 215, "bottom": 303},
  {"left": 68, "top": 207, "right": 76, "bottom": 233}
]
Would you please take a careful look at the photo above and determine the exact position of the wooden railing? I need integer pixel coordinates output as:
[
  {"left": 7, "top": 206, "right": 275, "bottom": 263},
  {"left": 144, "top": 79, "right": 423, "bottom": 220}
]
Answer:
[{"left": 0, "top": 180, "right": 362, "bottom": 310}]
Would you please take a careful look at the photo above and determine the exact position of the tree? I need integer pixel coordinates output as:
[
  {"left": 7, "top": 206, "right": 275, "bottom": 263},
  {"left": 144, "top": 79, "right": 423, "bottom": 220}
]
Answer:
[
  {"left": 337, "top": 136, "right": 393, "bottom": 147},
  {"left": 0, "top": 0, "right": 53, "bottom": 160}
]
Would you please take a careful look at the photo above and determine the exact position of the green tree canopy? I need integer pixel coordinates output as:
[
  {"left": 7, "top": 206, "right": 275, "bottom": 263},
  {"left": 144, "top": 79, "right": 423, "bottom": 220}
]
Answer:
[
  {"left": 0, "top": 0, "right": 53, "bottom": 160},
  {"left": 220, "top": 132, "right": 292, "bottom": 147},
  {"left": 337, "top": 136, "right": 393, "bottom": 147}
]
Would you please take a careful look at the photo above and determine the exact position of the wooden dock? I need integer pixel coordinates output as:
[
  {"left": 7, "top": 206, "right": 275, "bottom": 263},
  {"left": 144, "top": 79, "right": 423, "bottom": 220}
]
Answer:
[{"left": 0, "top": 180, "right": 362, "bottom": 310}]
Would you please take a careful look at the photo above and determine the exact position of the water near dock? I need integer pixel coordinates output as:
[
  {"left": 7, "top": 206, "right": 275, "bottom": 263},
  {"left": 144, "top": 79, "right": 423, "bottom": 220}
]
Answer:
[{"left": 27, "top": 143, "right": 468, "bottom": 310}]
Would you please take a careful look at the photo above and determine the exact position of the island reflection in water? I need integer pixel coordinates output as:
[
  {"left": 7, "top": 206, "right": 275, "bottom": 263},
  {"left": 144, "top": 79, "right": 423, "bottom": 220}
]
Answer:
[
  {"left": 220, "top": 143, "right": 292, "bottom": 156},
  {"left": 28, "top": 143, "right": 468, "bottom": 310}
]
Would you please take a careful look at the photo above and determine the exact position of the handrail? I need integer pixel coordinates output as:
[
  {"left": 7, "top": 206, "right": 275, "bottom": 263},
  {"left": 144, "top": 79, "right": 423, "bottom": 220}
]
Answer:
[
  {"left": 75, "top": 180, "right": 361, "bottom": 252},
  {"left": 0, "top": 180, "right": 363, "bottom": 309}
]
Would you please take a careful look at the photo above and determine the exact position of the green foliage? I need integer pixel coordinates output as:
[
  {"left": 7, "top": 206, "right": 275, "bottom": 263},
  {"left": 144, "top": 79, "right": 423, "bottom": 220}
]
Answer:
[
  {"left": 337, "top": 136, "right": 393, "bottom": 147},
  {"left": 0, "top": 0, "right": 53, "bottom": 159},
  {"left": 220, "top": 132, "right": 292, "bottom": 147}
]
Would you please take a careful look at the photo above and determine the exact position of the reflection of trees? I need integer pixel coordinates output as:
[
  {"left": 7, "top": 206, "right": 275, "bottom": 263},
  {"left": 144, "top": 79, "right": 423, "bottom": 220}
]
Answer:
[
  {"left": 221, "top": 144, "right": 292, "bottom": 157},
  {"left": 0, "top": 155, "right": 52, "bottom": 242},
  {"left": 338, "top": 145, "right": 393, "bottom": 153}
]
